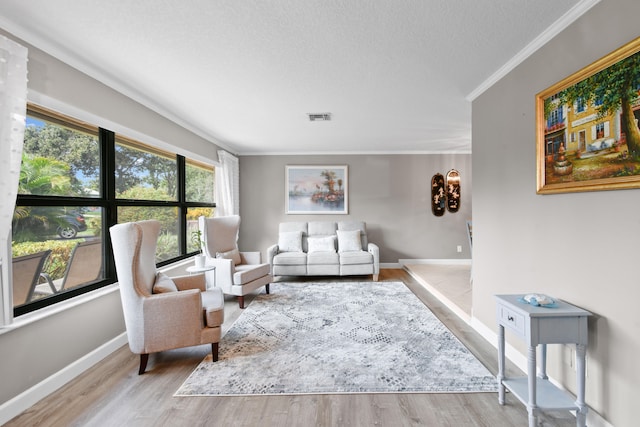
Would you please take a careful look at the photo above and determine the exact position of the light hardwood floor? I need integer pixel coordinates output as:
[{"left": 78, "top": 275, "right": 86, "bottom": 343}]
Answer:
[{"left": 6, "top": 269, "right": 575, "bottom": 426}]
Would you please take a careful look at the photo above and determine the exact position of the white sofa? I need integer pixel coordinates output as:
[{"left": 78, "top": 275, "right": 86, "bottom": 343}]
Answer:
[{"left": 267, "top": 220, "right": 380, "bottom": 281}]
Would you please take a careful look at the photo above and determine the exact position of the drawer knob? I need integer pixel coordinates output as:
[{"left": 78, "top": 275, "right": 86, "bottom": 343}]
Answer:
[{"left": 508, "top": 315, "right": 514, "bottom": 321}]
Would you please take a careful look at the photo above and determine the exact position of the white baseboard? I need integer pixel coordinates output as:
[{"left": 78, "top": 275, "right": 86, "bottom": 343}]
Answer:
[
  {"left": 380, "top": 262, "right": 401, "bottom": 269},
  {"left": 381, "top": 259, "right": 472, "bottom": 269},
  {"left": 392, "top": 260, "right": 610, "bottom": 427},
  {"left": 399, "top": 258, "right": 472, "bottom": 266},
  {"left": 469, "top": 317, "right": 612, "bottom": 427},
  {"left": 0, "top": 332, "right": 128, "bottom": 425},
  {"left": 404, "top": 266, "right": 472, "bottom": 325}
]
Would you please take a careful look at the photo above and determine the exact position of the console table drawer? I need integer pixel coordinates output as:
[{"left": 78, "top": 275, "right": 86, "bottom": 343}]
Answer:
[{"left": 497, "top": 304, "right": 525, "bottom": 337}]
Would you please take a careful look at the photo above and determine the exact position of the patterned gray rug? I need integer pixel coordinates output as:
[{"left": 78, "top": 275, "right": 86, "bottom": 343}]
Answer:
[{"left": 175, "top": 281, "right": 497, "bottom": 396}]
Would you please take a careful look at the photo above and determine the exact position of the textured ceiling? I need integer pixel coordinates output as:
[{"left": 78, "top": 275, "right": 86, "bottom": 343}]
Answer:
[{"left": 0, "top": 0, "right": 594, "bottom": 154}]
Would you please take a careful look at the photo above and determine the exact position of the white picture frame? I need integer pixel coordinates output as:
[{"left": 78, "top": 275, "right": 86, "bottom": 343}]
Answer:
[{"left": 285, "top": 165, "right": 348, "bottom": 214}]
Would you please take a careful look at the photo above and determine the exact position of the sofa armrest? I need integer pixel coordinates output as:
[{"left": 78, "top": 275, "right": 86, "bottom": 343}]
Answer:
[
  {"left": 267, "top": 244, "right": 279, "bottom": 266},
  {"left": 240, "top": 251, "right": 262, "bottom": 265},
  {"left": 368, "top": 242, "right": 380, "bottom": 274}
]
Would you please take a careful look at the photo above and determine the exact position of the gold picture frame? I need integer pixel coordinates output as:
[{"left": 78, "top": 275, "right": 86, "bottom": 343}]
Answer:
[{"left": 536, "top": 36, "right": 640, "bottom": 194}]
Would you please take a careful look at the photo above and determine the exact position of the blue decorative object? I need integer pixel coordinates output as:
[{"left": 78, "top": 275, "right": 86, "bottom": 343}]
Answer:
[{"left": 518, "top": 294, "right": 558, "bottom": 308}]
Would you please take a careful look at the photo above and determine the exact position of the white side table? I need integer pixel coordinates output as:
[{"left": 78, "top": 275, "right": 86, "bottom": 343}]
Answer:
[
  {"left": 494, "top": 294, "right": 591, "bottom": 427},
  {"left": 186, "top": 265, "right": 216, "bottom": 288}
]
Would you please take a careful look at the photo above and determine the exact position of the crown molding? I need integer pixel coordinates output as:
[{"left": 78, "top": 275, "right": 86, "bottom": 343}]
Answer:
[
  {"left": 238, "top": 150, "right": 472, "bottom": 156},
  {"left": 466, "top": 0, "right": 601, "bottom": 102},
  {"left": 27, "top": 90, "right": 221, "bottom": 167},
  {"left": 0, "top": 18, "right": 230, "bottom": 152}
]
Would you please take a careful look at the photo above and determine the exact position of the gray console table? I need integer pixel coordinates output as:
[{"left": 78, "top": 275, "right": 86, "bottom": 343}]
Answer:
[{"left": 494, "top": 294, "right": 591, "bottom": 427}]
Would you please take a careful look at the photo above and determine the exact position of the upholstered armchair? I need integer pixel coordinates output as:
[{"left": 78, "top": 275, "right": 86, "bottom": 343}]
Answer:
[
  {"left": 198, "top": 215, "right": 272, "bottom": 309},
  {"left": 110, "top": 220, "right": 224, "bottom": 374}
]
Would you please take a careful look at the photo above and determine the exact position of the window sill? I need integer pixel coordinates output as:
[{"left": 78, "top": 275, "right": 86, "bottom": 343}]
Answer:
[
  {"left": 0, "top": 283, "right": 120, "bottom": 336},
  {"left": 0, "top": 257, "right": 196, "bottom": 336}
]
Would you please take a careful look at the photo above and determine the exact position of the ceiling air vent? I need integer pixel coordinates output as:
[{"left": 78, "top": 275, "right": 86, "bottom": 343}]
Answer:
[{"left": 308, "top": 113, "right": 331, "bottom": 121}]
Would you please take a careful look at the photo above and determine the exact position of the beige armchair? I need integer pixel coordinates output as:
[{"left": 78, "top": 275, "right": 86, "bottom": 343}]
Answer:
[
  {"left": 110, "top": 220, "right": 224, "bottom": 374},
  {"left": 198, "top": 215, "right": 272, "bottom": 309}
]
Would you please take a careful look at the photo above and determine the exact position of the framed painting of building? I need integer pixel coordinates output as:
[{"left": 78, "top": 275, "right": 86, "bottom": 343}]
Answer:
[
  {"left": 536, "top": 36, "right": 640, "bottom": 194},
  {"left": 286, "top": 165, "right": 348, "bottom": 214}
]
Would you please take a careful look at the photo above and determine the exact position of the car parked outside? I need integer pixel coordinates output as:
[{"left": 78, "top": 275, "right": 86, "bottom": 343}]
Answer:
[{"left": 56, "top": 212, "right": 88, "bottom": 239}]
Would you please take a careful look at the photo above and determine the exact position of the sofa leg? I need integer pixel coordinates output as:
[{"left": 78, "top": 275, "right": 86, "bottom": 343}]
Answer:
[
  {"left": 373, "top": 274, "right": 379, "bottom": 282},
  {"left": 211, "top": 342, "right": 219, "bottom": 362},
  {"left": 238, "top": 296, "right": 245, "bottom": 309},
  {"left": 265, "top": 283, "right": 270, "bottom": 294},
  {"left": 138, "top": 353, "right": 149, "bottom": 375}
]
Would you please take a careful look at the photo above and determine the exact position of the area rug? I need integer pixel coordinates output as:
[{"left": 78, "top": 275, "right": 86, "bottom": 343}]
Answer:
[{"left": 175, "top": 281, "right": 497, "bottom": 396}]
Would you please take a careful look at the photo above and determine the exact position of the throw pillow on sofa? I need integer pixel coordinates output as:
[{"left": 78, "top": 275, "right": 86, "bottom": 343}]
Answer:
[
  {"left": 337, "top": 230, "right": 362, "bottom": 252},
  {"left": 278, "top": 230, "right": 303, "bottom": 252},
  {"left": 307, "top": 236, "right": 336, "bottom": 253}
]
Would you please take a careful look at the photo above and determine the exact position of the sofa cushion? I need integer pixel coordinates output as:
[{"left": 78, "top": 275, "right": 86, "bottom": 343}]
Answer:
[
  {"left": 337, "top": 229, "right": 362, "bottom": 252},
  {"left": 273, "top": 251, "right": 307, "bottom": 266},
  {"left": 308, "top": 221, "right": 337, "bottom": 236},
  {"left": 273, "top": 264, "right": 307, "bottom": 276},
  {"left": 307, "top": 236, "right": 336, "bottom": 253},
  {"left": 308, "top": 264, "right": 340, "bottom": 275},
  {"left": 153, "top": 272, "right": 178, "bottom": 293},
  {"left": 278, "top": 230, "right": 303, "bottom": 252},
  {"left": 307, "top": 251, "right": 339, "bottom": 265},
  {"left": 339, "top": 250, "right": 373, "bottom": 265}
]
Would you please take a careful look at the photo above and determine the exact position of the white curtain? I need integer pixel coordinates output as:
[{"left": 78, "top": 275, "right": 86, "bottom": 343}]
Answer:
[
  {"left": 214, "top": 150, "right": 239, "bottom": 216},
  {"left": 0, "top": 35, "right": 28, "bottom": 326}
]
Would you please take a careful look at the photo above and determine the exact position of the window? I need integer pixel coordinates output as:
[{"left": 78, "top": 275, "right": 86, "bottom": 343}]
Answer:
[
  {"left": 575, "top": 97, "right": 586, "bottom": 113},
  {"left": 11, "top": 104, "right": 215, "bottom": 316},
  {"left": 185, "top": 160, "right": 215, "bottom": 252},
  {"left": 115, "top": 137, "right": 177, "bottom": 201},
  {"left": 22, "top": 110, "right": 101, "bottom": 198}
]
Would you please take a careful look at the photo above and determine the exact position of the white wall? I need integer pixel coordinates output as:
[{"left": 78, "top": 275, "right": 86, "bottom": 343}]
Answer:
[
  {"left": 239, "top": 154, "right": 472, "bottom": 263},
  {"left": 0, "top": 27, "right": 222, "bottom": 416},
  {"left": 472, "top": 1, "right": 640, "bottom": 426}
]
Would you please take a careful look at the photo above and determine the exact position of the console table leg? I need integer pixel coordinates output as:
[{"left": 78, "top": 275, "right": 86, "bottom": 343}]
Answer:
[
  {"left": 527, "top": 345, "right": 538, "bottom": 427},
  {"left": 575, "top": 343, "right": 588, "bottom": 427},
  {"left": 538, "top": 343, "right": 548, "bottom": 379},
  {"left": 497, "top": 325, "right": 505, "bottom": 405}
]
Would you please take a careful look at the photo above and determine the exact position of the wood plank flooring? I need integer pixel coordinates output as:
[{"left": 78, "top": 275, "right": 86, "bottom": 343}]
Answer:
[{"left": 6, "top": 270, "right": 576, "bottom": 426}]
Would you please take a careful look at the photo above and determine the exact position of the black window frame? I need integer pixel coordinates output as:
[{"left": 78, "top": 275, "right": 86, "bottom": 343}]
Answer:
[{"left": 13, "top": 104, "right": 215, "bottom": 317}]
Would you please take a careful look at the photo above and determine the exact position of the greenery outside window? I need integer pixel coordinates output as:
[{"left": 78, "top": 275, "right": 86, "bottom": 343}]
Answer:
[
  {"left": 115, "top": 137, "right": 177, "bottom": 201},
  {"left": 11, "top": 104, "right": 215, "bottom": 316}
]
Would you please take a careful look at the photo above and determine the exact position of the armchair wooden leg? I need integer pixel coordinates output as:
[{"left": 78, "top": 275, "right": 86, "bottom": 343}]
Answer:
[
  {"left": 238, "top": 296, "right": 245, "bottom": 309},
  {"left": 138, "top": 354, "right": 149, "bottom": 375},
  {"left": 212, "top": 342, "right": 219, "bottom": 362},
  {"left": 265, "top": 283, "right": 270, "bottom": 294}
]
